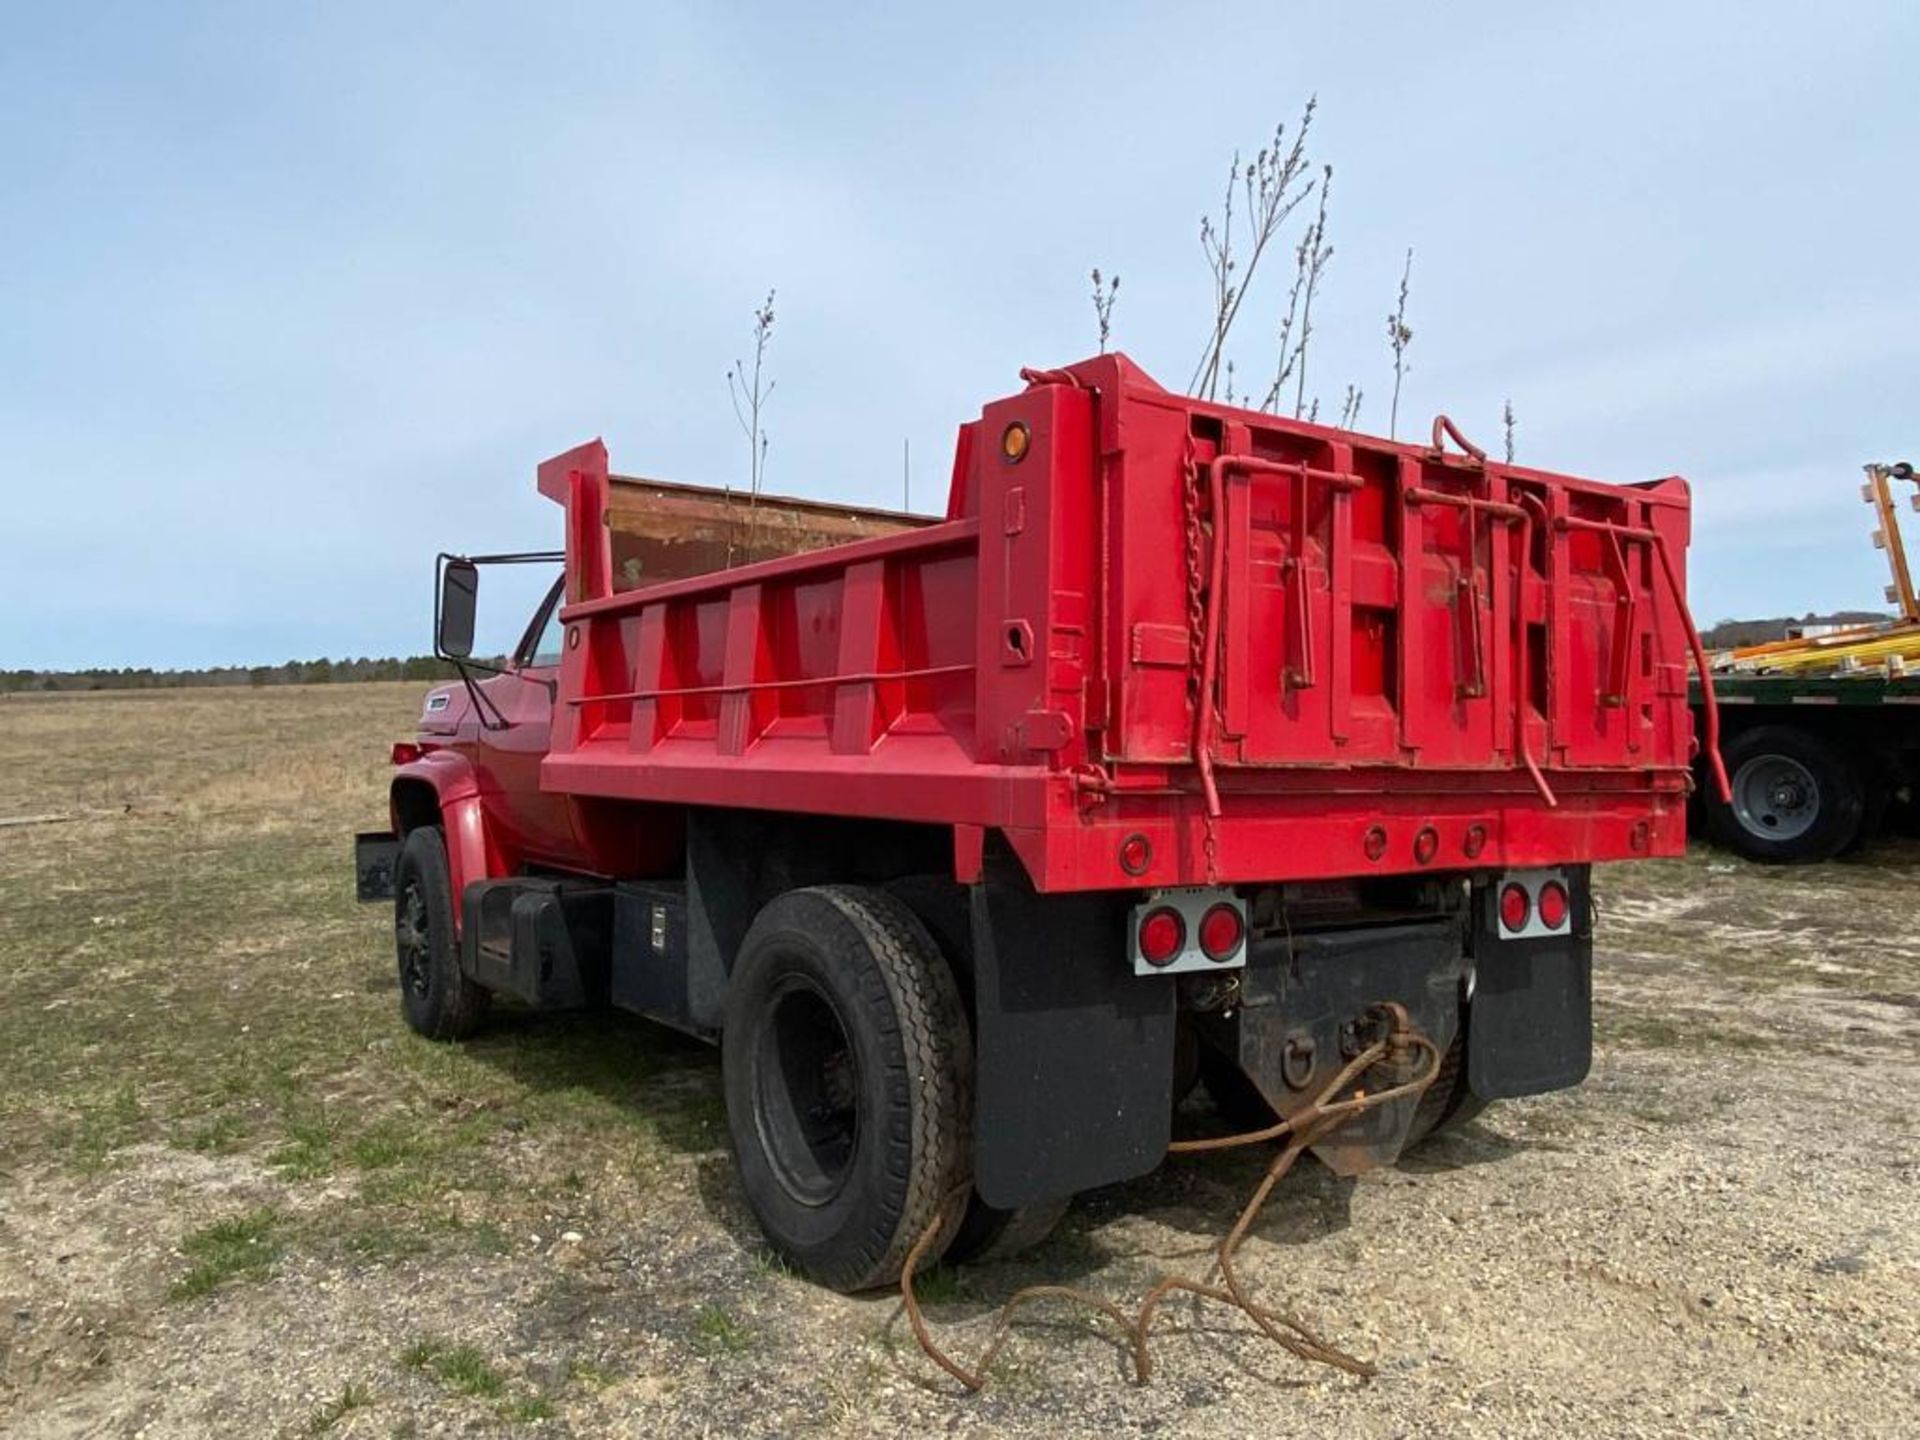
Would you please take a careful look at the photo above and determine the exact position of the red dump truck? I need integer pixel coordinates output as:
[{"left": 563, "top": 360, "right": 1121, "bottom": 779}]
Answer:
[{"left": 356, "top": 353, "right": 1719, "bottom": 1291}]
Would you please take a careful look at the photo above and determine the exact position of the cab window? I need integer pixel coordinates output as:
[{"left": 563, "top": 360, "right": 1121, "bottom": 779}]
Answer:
[{"left": 519, "top": 579, "right": 566, "bottom": 668}]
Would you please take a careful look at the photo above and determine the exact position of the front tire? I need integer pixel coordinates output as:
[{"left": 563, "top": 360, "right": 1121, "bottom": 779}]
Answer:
[
  {"left": 722, "top": 886, "right": 971, "bottom": 1292},
  {"left": 393, "top": 826, "right": 489, "bottom": 1040},
  {"left": 1705, "top": 724, "right": 1864, "bottom": 863}
]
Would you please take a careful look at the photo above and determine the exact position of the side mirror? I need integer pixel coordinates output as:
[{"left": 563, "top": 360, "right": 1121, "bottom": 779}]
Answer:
[{"left": 437, "top": 558, "right": 479, "bottom": 659}]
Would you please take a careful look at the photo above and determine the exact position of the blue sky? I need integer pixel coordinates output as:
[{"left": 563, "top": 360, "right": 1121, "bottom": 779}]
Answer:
[{"left": 5, "top": 2, "right": 1917, "bottom": 669}]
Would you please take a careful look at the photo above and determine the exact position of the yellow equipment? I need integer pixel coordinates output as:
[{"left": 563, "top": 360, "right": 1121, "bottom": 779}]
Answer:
[{"left": 1711, "top": 461, "right": 1920, "bottom": 676}]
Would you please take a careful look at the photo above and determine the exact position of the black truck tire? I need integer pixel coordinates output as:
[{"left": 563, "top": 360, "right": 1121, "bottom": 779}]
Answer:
[
  {"left": 879, "top": 875, "right": 1070, "bottom": 1267},
  {"left": 1405, "top": 1031, "right": 1489, "bottom": 1145},
  {"left": 722, "top": 885, "right": 972, "bottom": 1292},
  {"left": 1705, "top": 724, "right": 1865, "bottom": 864},
  {"left": 942, "top": 1194, "right": 1071, "bottom": 1266},
  {"left": 394, "top": 826, "right": 490, "bottom": 1040},
  {"left": 1198, "top": 1044, "right": 1279, "bottom": 1135}
]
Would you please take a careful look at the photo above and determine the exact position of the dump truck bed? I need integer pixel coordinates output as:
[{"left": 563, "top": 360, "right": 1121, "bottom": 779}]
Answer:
[{"left": 537, "top": 353, "right": 1701, "bottom": 892}]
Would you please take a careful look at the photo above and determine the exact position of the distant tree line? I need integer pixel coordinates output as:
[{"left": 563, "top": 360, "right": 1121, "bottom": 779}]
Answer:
[
  {"left": 1698, "top": 611, "right": 1889, "bottom": 650},
  {"left": 0, "top": 656, "right": 462, "bottom": 694}
]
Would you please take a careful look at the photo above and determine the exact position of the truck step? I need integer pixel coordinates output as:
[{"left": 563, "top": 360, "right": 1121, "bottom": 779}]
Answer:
[{"left": 459, "top": 877, "right": 611, "bottom": 1010}]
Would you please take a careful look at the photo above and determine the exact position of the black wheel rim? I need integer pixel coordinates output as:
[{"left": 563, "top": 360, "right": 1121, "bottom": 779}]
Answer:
[
  {"left": 753, "top": 975, "right": 860, "bottom": 1206},
  {"left": 1731, "top": 753, "right": 1819, "bottom": 842},
  {"left": 396, "top": 881, "right": 432, "bottom": 999}
]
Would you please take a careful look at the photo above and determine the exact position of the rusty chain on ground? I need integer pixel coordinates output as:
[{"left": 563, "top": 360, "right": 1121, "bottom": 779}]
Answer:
[{"left": 900, "top": 1003, "right": 1441, "bottom": 1391}]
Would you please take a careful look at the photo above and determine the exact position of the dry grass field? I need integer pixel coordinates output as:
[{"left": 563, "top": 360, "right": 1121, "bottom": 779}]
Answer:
[{"left": 1, "top": 684, "right": 1916, "bottom": 1438}]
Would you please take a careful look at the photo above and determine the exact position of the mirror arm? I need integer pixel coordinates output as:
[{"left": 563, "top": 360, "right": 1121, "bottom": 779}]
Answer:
[{"left": 450, "top": 659, "right": 512, "bottom": 731}]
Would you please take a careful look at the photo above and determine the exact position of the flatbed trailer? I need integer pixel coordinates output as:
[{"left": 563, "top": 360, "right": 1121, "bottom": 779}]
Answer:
[
  {"left": 357, "top": 352, "right": 1715, "bottom": 1291},
  {"left": 1694, "top": 461, "right": 1920, "bottom": 861}
]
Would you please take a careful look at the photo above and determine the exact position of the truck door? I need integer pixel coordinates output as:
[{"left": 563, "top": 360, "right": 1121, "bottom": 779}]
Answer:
[{"left": 468, "top": 578, "right": 578, "bottom": 865}]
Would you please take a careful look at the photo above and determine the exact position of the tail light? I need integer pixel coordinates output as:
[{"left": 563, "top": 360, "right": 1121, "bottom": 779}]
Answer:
[
  {"left": 1491, "top": 869, "right": 1574, "bottom": 939},
  {"left": 391, "top": 741, "right": 423, "bottom": 766},
  {"left": 1138, "top": 908, "right": 1185, "bottom": 966},
  {"left": 1130, "top": 889, "right": 1248, "bottom": 976},
  {"left": 1537, "top": 880, "right": 1570, "bottom": 930},
  {"left": 1498, "top": 883, "right": 1531, "bottom": 932},
  {"left": 1198, "top": 904, "right": 1245, "bottom": 962}
]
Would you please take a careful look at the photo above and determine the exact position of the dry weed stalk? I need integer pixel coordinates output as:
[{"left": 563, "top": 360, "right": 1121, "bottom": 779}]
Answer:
[
  {"left": 1189, "top": 99, "right": 1318, "bottom": 401},
  {"left": 1386, "top": 249, "right": 1414, "bottom": 439},
  {"left": 1090, "top": 269, "right": 1120, "bottom": 353},
  {"left": 725, "top": 290, "right": 777, "bottom": 562}
]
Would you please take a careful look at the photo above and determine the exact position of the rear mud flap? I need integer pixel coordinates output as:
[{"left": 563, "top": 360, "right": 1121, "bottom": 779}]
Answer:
[
  {"left": 970, "top": 851, "right": 1175, "bottom": 1210},
  {"left": 1466, "top": 939, "right": 1592, "bottom": 1100}
]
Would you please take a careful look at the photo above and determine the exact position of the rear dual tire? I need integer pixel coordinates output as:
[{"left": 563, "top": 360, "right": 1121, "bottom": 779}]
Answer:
[{"left": 722, "top": 886, "right": 975, "bottom": 1292}]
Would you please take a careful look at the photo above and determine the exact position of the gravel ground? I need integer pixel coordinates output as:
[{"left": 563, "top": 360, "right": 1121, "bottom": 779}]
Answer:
[{"left": 2, "top": 690, "right": 1916, "bottom": 1438}]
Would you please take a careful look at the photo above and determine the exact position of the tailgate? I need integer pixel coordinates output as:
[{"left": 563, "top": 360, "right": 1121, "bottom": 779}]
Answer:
[{"left": 1100, "top": 390, "right": 1696, "bottom": 789}]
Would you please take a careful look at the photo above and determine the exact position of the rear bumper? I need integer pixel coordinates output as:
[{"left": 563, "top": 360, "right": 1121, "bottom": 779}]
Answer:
[{"left": 1010, "top": 782, "right": 1685, "bottom": 892}]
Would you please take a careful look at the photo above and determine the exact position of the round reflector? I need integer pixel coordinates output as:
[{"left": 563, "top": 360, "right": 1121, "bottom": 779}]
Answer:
[
  {"left": 1119, "top": 833, "right": 1152, "bottom": 876},
  {"left": 1413, "top": 826, "right": 1439, "bottom": 865},
  {"left": 1498, "top": 883, "right": 1531, "bottom": 933},
  {"left": 1198, "top": 904, "right": 1244, "bottom": 962},
  {"left": 1138, "top": 908, "right": 1185, "bottom": 966},
  {"left": 1001, "top": 421, "right": 1031, "bottom": 463},
  {"left": 1537, "top": 880, "right": 1569, "bottom": 930}
]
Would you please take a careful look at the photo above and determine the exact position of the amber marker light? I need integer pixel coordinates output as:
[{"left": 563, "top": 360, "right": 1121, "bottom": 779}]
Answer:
[{"left": 1001, "top": 421, "right": 1030, "bottom": 463}]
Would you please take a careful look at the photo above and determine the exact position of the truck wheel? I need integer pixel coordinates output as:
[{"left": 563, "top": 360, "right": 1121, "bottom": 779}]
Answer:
[
  {"left": 943, "top": 1194, "right": 1070, "bottom": 1266},
  {"left": 722, "top": 886, "right": 971, "bottom": 1292},
  {"left": 1405, "top": 1032, "right": 1488, "bottom": 1146},
  {"left": 394, "top": 826, "right": 490, "bottom": 1040},
  {"left": 1706, "top": 725, "right": 1864, "bottom": 863},
  {"left": 1198, "top": 1045, "right": 1279, "bottom": 1134},
  {"left": 878, "top": 877, "right": 1067, "bottom": 1267}
]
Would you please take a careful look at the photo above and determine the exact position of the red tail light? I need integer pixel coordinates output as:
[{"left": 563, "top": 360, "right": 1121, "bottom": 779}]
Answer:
[
  {"left": 1499, "top": 883, "right": 1531, "bottom": 932},
  {"left": 391, "top": 741, "right": 422, "bottom": 766},
  {"left": 1537, "top": 880, "right": 1569, "bottom": 930},
  {"left": 1138, "top": 908, "right": 1186, "bottom": 966},
  {"left": 1198, "top": 904, "right": 1245, "bottom": 962}
]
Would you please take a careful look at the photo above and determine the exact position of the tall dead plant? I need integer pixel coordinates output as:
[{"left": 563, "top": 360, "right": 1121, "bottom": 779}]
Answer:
[
  {"left": 725, "top": 290, "right": 777, "bottom": 561},
  {"left": 1386, "top": 250, "right": 1413, "bottom": 439},
  {"left": 1091, "top": 269, "right": 1120, "bottom": 353},
  {"left": 1268, "top": 166, "right": 1333, "bottom": 419},
  {"left": 1189, "top": 99, "right": 1318, "bottom": 401}
]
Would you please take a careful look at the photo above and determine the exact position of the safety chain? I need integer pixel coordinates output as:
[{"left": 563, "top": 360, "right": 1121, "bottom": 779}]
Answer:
[
  {"left": 901, "top": 1007, "right": 1441, "bottom": 1392},
  {"left": 1180, "top": 446, "right": 1222, "bottom": 880}
]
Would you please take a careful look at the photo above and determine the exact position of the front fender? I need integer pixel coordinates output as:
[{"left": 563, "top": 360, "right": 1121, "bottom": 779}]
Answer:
[{"left": 390, "top": 750, "right": 501, "bottom": 931}]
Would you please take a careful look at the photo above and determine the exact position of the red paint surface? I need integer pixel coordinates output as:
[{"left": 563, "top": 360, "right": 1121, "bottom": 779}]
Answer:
[{"left": 409, "top": 354, "right": 1709, "bottom": 895}]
